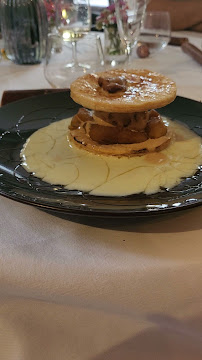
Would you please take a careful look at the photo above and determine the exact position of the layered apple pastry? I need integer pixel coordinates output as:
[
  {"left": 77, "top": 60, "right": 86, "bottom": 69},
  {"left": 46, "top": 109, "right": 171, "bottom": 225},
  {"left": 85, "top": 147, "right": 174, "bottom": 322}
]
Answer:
[
  {"left": 20, "top": 69, "right": 201, "bottom": 196},
  {"left": 69, "top": 69, "right": 177, "bottom": 156}
]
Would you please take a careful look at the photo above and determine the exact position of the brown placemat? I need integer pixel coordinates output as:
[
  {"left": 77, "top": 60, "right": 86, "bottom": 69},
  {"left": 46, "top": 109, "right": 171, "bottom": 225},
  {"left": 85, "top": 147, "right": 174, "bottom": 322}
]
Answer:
[
  {"left": 169, "top": 37, "right": 188, "bottom": 46},
  {"left": 1, "top": 89, "right": 69, "bottom": 106}
]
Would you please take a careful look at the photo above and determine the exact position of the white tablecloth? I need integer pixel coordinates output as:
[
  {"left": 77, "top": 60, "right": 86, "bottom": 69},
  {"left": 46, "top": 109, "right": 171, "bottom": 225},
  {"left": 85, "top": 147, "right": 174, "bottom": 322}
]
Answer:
[{"left": 0, "top": 31, "right": 202, "bottom": 359}]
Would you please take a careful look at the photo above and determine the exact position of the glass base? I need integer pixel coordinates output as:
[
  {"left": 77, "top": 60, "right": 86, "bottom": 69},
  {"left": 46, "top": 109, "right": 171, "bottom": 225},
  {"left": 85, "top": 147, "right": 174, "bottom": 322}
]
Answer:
[
  {"left": 105, "top": 54, "right": 128, "bottom": 68},
  {"left": 45, "top": 62, "right": 93, "bottom": 89},
  {"left": 65, "top": 62, "right": 91, "bottom": 70}
]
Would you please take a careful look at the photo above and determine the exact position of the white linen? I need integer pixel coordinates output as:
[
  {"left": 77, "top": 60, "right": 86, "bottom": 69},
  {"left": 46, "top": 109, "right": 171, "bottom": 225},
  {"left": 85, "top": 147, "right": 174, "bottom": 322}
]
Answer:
[
  {"left": 0, "top": 31, "right": 202, "bottom": 359},
  {"left": 0, "top": 31, "right": 202, "bottom": 102}
]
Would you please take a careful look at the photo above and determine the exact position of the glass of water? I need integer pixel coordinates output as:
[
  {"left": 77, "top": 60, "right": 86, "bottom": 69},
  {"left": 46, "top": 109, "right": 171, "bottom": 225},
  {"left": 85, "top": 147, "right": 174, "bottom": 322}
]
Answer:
[{"left": 138, "top": 11, "right": 171, "bottom": 55}]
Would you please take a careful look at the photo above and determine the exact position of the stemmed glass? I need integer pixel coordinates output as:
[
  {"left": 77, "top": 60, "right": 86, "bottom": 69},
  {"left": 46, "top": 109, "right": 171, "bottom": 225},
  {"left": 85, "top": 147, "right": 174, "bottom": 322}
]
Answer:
[
  {"left": 114, "top": 0, "right": 147, "bottom": 59},
  {"left": 55, "top": 0, "right": 91, "bottom": 69}
]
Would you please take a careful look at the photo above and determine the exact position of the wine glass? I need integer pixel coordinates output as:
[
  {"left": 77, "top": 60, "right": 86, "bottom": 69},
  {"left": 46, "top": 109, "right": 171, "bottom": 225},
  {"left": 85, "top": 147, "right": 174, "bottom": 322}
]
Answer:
[
  {"left": 114, "top": 0, "right": 147, "bottom": 59},
  {"left": 138, "top": 11, "right": 171, "bottom": 55},
  {"left": 55, "top": 0, "right": 91, "bottom": 69}
]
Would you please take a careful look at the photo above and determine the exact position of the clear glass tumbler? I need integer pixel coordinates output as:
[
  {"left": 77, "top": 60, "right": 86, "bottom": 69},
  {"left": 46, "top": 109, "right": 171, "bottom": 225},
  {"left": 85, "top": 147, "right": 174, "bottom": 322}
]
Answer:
[
  {"left": 138, "top": 11, "right": 171, "bottom": 55},
  {"left": 44, "top": 33, "right": 101, "bottom": 88}
]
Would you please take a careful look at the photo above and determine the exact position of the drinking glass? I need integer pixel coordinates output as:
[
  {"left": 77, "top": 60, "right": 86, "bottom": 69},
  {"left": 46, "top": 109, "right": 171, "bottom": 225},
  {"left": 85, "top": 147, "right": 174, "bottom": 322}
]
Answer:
[
  {"left": 138, "top": 11, "right": 171, "bottom": 55},
  {"left": 55, "top": 0, "right": 91, "bottom": 69},
  {"left": 44, "top": 33, "right": 102, "bottom": 88},
  {"left": 114, "top": 0, "right": 147, "bottom": 58}
]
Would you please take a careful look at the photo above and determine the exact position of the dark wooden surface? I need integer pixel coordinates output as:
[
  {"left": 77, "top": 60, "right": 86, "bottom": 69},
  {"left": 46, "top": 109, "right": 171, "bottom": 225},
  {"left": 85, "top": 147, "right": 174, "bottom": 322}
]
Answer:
[{"left": 1, "top": 89, "right": 69, "bottom": 106}]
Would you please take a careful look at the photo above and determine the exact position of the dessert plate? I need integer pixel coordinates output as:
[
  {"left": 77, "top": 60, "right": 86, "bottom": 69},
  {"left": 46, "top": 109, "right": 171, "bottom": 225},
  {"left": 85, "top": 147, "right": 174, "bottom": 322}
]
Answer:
[{"left": 0, "top": 91, "right": 201, "bottom": 217}]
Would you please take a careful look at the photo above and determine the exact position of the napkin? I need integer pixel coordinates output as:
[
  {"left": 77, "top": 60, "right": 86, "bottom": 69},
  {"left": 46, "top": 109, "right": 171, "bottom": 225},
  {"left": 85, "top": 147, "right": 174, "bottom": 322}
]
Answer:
[{"left": 0, "top": 194, "right": 202, "bottom": 359}]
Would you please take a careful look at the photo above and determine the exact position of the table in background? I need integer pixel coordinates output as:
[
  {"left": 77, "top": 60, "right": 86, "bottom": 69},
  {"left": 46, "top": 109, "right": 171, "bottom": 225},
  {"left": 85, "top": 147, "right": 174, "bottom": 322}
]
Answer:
[
  {"left": 0, "top": 31, "right": 202, "bottom": 101},
  {"left": 0, "top": 31, "right": 202, "bottom": 360}
]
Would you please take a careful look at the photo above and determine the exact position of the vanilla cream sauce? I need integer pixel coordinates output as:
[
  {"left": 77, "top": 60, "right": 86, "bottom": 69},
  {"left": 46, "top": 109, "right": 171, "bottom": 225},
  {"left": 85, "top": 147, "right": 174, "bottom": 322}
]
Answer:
[{"left": 20, "top": 117, "right": 202, "bottom": 196}]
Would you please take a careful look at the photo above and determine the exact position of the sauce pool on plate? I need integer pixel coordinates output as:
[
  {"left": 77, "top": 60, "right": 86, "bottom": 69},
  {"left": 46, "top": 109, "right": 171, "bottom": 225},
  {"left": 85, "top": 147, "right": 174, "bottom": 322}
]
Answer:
[{"left": 20, "top": 117, "right": 202, "bottom": 197}]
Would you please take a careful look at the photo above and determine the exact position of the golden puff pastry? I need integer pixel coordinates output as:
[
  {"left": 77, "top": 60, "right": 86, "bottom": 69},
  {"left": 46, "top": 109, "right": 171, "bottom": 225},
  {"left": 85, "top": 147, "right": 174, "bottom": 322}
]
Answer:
[{"left": 70, "top": 69, "right": 177, "bottom": 113}]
